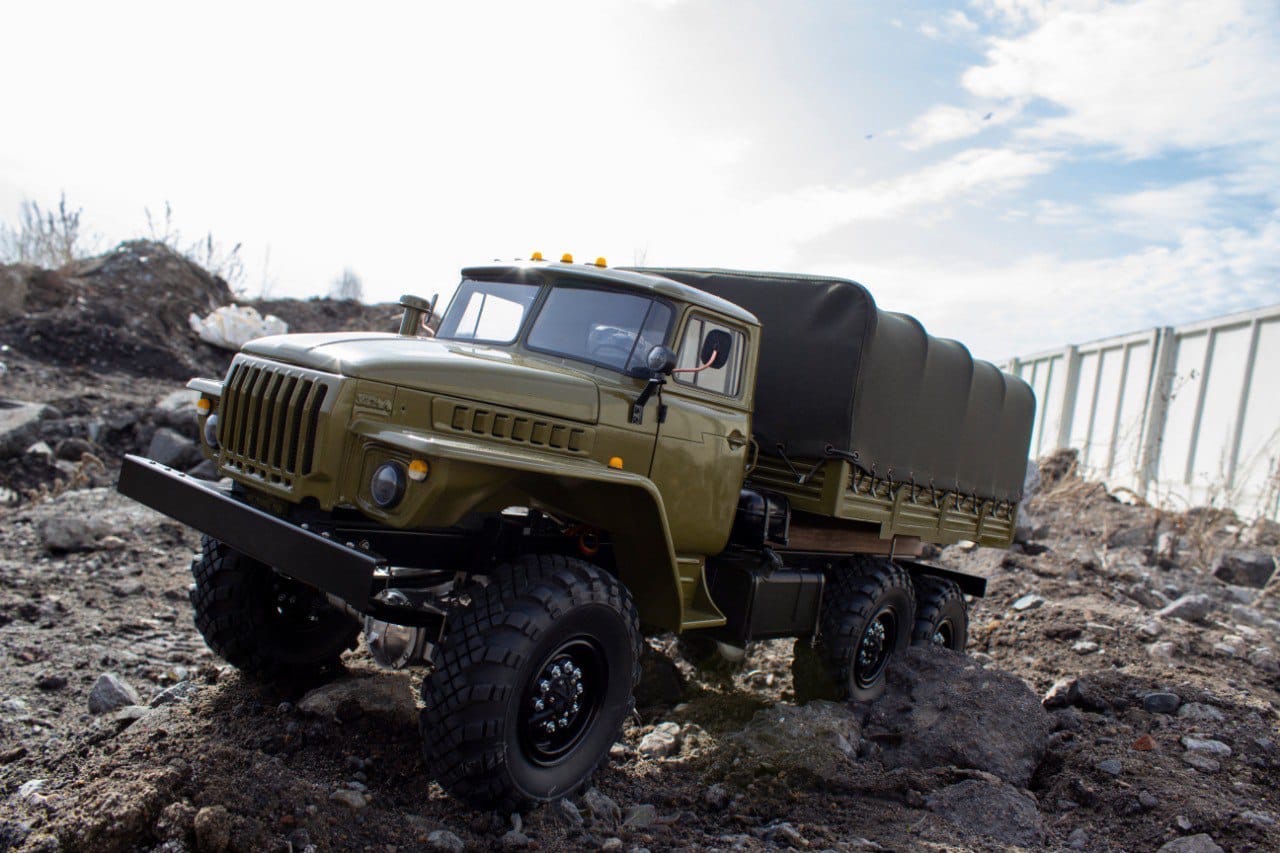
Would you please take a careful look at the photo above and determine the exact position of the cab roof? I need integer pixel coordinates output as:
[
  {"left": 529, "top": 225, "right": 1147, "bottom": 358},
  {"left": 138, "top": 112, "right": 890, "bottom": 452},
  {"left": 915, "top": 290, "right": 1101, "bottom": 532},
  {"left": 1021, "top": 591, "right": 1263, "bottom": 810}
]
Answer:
[{"left": 461, "top": 261, "right": 760, "bottom": 326}]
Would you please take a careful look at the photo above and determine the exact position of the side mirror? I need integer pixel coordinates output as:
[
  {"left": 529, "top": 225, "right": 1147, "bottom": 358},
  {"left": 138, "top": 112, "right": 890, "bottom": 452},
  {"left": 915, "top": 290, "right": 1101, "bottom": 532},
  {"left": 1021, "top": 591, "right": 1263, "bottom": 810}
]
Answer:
[{"left": 646, "top": 345, "right": 677, "bottom": 376}]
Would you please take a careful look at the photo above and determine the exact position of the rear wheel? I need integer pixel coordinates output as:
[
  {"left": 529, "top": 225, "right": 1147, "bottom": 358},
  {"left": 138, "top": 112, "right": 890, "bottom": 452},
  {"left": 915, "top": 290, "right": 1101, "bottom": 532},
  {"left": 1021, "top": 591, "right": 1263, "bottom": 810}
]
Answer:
[
  {"left": 911, "top": 577, "right": 968, "bottom": 651},
  {"left": 189, "top": 535, "right": 360, "bottom": 679},
  {"left": 792, "top": 557, "right": 915, "bottom": 702},
  {"left": 419, "top": 554, "right": 641, "bottom": 810}
]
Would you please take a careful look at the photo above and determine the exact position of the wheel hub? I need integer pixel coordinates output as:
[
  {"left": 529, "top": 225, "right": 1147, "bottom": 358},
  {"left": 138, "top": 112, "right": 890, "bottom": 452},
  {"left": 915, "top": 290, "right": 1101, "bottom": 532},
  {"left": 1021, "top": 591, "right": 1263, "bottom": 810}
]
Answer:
[
  {"left": 854, "top": 608, "right": 897, "bottom": 688},
  {"left": 530, "top": 656, "right": 585, "bottom": 736},
  {"left": 519, "top": 638, "right": 606, "bottom": 765}
]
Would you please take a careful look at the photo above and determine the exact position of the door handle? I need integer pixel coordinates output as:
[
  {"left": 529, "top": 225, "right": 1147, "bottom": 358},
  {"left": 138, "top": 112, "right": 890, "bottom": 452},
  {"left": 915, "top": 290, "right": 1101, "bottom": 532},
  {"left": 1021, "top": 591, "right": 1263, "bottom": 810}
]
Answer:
[{"left": 726, "top": 430, "right": 748, "bottom": 450}]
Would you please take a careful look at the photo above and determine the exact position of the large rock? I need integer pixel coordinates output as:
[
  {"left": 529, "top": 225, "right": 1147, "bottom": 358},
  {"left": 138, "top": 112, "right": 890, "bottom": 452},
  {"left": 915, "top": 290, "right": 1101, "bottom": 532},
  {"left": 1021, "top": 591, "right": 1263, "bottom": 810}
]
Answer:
[
  {"left": 864, "top": 648, "right": 1052, "bottom": 787},
  {"left": 1212, "top": 550, "right": 1276, "bottom": 589},
  {"left": 0, "top": 400, "right": 57, "bottom": 458},
  {"left": 725, "top": 701, "right": 861, "bottom": 784},
  {"left": 926, "top": 779, "right": 1044, "bottom": 847},
  {"left": 147, "top": 426, "right": 201, "bottom": 469},
  {"left": 30, "top": 488, "right": 158, "bottom": 551},
  {"left": 297, "top": 675, "right": 417, "bottom": 727},
  {"left": 154, "top": 389, "right": 201, "bottom": 431}
]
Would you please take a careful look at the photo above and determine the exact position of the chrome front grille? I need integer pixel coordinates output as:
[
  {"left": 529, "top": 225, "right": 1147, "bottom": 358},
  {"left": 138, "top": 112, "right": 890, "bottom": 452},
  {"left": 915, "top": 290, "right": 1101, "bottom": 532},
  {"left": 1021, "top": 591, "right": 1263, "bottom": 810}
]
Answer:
[{"left": 218, "top": 359, "right": 331, "bottom": 484}]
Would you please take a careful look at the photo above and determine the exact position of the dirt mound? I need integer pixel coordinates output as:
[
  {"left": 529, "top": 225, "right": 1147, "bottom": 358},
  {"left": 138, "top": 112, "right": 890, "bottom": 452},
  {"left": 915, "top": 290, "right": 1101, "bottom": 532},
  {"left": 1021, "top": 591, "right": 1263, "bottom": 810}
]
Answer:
[
  {"left": 254, "top": 297, "right": 400, "bottom": 337},
  {"left": 0, "top": 241, "right": 235, "bottom": 379}
]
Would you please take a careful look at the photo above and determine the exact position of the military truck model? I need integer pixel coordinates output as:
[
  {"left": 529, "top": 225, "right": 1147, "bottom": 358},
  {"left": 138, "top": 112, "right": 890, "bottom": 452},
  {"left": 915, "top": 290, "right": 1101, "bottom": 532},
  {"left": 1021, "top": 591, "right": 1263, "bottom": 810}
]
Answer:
[{"left": 119, "top": 257, "right": 1035, "bottom": 810}]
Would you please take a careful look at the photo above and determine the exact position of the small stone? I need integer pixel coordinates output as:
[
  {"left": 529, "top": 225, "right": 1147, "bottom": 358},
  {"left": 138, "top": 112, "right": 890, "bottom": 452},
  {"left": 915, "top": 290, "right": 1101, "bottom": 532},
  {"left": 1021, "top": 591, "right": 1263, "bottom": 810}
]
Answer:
[
  {"left": 426, "top": 830, "right": 465, "bottom": 852},
  {"left": 1096, "top": 758, "right": 1123, "bottom": 776},
  {"left": 1212, "top": 643, "right": 1237, "bottom": 657},
  {"left": 193, "top": 805, "right": 232, "bottom": 853},
  {"left": 1182, "top": 753, "right": 1221, "bottom": 772},
  {"left": 17, "top": 779, "right": 45, "bottom": 804},
  {"left": 1012, "top": 594, "right": 1044, "bottom": 611},
  {"left": 1177, "top": 703, "right": 1224, "bottom": 722},
  {"left": 1132, "top": 734, "right": 1157, "bottom": 751},
  {"left": 150, "top": 681, "right": 198, "bottom": 707},
  {"left": 1067, "top": 827, "right": 1089, "bottom": 849},
  {"left": 1182, "top": 737, "right": 1231, "bottom": 757},
  {"left": 1139, "top": 791, "right": 1159, "bottom": 809},
  {"left": 329, "top": 789, "right": 367, "bottom": 809},
  {"left": 600, "top": 839, "right": 623, "bottom": 852},
  {"left": 623, "top": 804, "right": 658, "bottom": 829},
  {"left": 1249, "top": 646, "right": 1278, "bottom": 671},
  {"left": 548, "top": 798, "right": 584, "bottom": 828},
  {"left": 1236, "top": 810, "right": 1275, "bottom": 826},
  {"left": 637, "top": 721, "right": 681, "bottom": 758},
  {"left": 1073, "top": 640, "right": 1101, "bottom": 655},
  {"left": 1157, "top": 834, "right": 1224, "bottom": 852},
  {"left": 499, "top": 830, "right": 530, "bottom": 849},
  {"left": 1148, "top": 641, "right": 1177, "bottom": 660},
  {"left": 582, "top": 787, "right": 621, "bottom": 827},
  {"left": 1142, "top": 692, "right": 1181, "bottom": 714},
  {"left": 25, "top": 441, "right": 53, "bottom": 460},
  {"left": 766, "top": 822, "right": 807, "bottom": 848},
  {"left": 1137, "top": 620, "right": 1164, "bottom": 639},
  {"left": 35, "top": 674, "right": 67, "bottom": 691},
  {"left": 1157, "top": 594, "right": 1214, "bottom": 622},
  {"left": 703, "top": 783, "right": 732, "bottom": 809},
  {"left": 88, "top": 672, "right": 141, "bottom": 714}
]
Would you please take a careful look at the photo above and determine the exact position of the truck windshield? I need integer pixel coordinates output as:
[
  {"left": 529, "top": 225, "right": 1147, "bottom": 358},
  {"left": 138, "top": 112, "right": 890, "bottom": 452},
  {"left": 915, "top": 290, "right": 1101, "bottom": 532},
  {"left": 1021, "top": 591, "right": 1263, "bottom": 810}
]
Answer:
[
  {"left": 527, "top": 286, "right": 672, "bottom": 374},
  {"left": 436, "top": 279, "right": 540, "bottom": 343}
]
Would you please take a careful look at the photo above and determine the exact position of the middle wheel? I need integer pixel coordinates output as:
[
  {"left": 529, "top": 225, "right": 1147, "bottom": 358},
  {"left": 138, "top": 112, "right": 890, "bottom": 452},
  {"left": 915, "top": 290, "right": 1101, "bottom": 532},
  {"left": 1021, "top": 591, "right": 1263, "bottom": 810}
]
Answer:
[{"left": 792, "top": 556, "right": 915, "bottom": 702}]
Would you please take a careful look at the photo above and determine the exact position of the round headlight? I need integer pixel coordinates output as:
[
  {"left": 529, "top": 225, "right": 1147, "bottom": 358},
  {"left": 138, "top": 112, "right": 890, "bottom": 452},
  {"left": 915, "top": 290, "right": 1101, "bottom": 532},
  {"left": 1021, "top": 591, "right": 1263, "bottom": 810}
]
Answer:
[
  {"left": 203, "top": 414, "right": 220, "bottom": 449},
  {"left": 370, "top": 462, "right": 406, "bottom": 508}
]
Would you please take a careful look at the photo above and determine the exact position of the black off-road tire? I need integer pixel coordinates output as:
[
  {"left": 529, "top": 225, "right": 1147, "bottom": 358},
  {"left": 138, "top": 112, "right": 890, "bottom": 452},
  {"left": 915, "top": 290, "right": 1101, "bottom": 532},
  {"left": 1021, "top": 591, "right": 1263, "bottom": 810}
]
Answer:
[
  {"left": 792, "top": 556, "right": 915, "bottom": 703},
  {"left": 189, "top": 535, "right": 360, "bottom": 679},
  {"left": 910, "top": 577, "right": 968, "bottom": 651},
  {"left": 419, "top": 554, "right": 641, "bottom": 811}
]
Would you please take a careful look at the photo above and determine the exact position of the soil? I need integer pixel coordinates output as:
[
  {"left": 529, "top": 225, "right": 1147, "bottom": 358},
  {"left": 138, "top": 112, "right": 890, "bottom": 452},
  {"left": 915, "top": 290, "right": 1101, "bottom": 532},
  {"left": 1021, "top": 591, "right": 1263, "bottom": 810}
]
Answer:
[{"left": 1, "top": 247, "right": 1278, "bottom": 851}]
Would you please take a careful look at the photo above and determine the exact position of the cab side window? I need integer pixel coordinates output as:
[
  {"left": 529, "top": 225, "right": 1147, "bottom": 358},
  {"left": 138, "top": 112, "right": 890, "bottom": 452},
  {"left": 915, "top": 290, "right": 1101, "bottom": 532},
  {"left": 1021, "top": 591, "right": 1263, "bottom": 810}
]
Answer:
[{"left": 673, "top": 315, "right": 744, "bottom": 397}]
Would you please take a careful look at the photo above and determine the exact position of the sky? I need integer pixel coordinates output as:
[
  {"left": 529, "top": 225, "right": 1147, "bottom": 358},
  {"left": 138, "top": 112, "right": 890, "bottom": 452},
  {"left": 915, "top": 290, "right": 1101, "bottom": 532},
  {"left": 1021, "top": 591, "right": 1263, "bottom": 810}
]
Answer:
[{"left": 2, "top": 0, "right": 1279, "bottom": 361}]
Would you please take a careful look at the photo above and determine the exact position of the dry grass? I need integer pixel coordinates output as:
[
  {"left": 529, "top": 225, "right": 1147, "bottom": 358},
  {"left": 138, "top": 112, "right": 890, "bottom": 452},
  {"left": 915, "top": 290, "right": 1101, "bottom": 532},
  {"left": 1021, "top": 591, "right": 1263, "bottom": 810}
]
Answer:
[{"left": 0, "top": 193, "right": 100, "bottom": 268}]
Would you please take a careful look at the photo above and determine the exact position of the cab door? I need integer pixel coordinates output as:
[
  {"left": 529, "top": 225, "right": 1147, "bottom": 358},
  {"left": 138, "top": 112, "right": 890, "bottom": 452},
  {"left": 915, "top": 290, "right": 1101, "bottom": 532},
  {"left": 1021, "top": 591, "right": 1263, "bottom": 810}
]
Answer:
[{"left": 648, "top": 311, "right": 754, "bottom": 556}]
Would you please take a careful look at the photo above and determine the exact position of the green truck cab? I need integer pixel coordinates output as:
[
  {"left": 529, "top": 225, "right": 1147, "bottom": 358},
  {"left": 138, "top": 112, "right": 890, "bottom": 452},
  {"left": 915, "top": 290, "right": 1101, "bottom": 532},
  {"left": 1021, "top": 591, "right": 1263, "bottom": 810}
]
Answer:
[{"left": 119, "top": 258, "right": 1035, "bottom": 809}]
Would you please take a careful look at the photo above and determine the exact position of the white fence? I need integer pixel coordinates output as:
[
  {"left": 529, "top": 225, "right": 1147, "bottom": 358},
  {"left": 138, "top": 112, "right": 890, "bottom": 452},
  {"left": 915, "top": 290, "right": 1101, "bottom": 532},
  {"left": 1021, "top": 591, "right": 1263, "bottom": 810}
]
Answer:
[{"left": 1006, "top": 304, "right": 1280, "bottom": 521}]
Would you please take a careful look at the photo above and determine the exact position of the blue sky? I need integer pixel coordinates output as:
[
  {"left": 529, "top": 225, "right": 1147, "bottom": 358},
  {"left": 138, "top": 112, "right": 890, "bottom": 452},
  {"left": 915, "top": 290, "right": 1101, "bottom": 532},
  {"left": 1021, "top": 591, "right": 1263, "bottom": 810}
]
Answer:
[{"left": 2, "top": 0, "right": 1278, "bottom": 360}]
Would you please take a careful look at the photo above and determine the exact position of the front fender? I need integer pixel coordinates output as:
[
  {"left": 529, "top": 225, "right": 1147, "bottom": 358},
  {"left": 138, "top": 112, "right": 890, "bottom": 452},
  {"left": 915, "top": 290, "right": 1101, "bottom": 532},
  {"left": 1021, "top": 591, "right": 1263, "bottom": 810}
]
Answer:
[{"left": 351, "top": 424, "right": 686, "bottom": 631}]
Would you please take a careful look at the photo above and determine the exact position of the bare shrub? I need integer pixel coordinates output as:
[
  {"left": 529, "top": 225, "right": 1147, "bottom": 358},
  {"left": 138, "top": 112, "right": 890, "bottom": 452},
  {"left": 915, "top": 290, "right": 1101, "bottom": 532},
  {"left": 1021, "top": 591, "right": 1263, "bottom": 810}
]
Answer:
[
  {"left": 0, "top": 193, "right": 99, "bottom": 268},
  {"left": 145, "top": 201, "right": 246, "bottom": 292},
  {"left": 330, "top": 267, "right": 364, "bottom": 302}
]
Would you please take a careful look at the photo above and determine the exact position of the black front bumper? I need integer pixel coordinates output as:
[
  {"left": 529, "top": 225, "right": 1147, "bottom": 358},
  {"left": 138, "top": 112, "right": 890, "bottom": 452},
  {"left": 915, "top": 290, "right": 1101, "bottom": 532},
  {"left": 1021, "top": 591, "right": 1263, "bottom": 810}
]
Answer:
[{"left": 117, "top": 455, "right": 381, "bottom": 606}]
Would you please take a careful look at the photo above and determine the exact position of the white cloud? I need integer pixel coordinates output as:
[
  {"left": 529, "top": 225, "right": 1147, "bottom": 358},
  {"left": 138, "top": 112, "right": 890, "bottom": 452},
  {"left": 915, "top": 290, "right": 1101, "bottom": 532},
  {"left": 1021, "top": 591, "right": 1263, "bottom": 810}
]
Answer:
[
  {"left": 963, "top": 0, "right": 1280, "bottom": 158},
  {"left": 904, "top": 104, "right": 1014, "bottom": 149},
  {"left": 1100, "top": 179, "right": 1225, "bottom": 239},
  {"left": 819, "top": 215, "right": 1280, "bottom": 360},
  {"left": 721, "top": 147, "right": 1057, "bottom": 256}
]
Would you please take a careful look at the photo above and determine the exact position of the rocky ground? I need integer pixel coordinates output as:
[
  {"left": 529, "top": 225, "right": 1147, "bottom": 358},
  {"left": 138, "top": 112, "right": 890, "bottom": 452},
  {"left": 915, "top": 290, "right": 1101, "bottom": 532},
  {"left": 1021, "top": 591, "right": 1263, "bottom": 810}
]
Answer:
[{"left": 1, "top": 245, "right": 1279, "bottom": 851}]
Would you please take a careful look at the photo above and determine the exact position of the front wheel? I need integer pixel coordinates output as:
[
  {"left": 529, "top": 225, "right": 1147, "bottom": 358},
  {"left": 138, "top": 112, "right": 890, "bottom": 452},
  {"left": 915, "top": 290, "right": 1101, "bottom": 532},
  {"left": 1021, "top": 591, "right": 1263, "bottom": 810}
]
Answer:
[
  {"left": 419, "top": 555, "right": 641, "bottom": 810},
  {"left": 792, "top": 557, "right": 915, "bottom": 703},
  {"left": 189, "top": 536, "right": 360, "bottom": 679}
]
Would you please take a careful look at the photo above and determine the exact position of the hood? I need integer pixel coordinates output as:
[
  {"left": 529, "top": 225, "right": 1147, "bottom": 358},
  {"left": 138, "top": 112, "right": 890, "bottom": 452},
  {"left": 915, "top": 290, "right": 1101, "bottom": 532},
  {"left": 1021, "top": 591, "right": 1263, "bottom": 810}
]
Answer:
[{"left": 240, "top": 332, "right": 599, "bottom": 423}]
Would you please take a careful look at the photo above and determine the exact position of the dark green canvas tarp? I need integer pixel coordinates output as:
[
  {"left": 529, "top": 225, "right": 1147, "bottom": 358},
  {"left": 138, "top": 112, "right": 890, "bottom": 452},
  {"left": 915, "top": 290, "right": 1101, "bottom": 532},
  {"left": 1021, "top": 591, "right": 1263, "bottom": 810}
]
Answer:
[{"left": 633, "top": 268, "right": 1036, "bottom": 504}]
